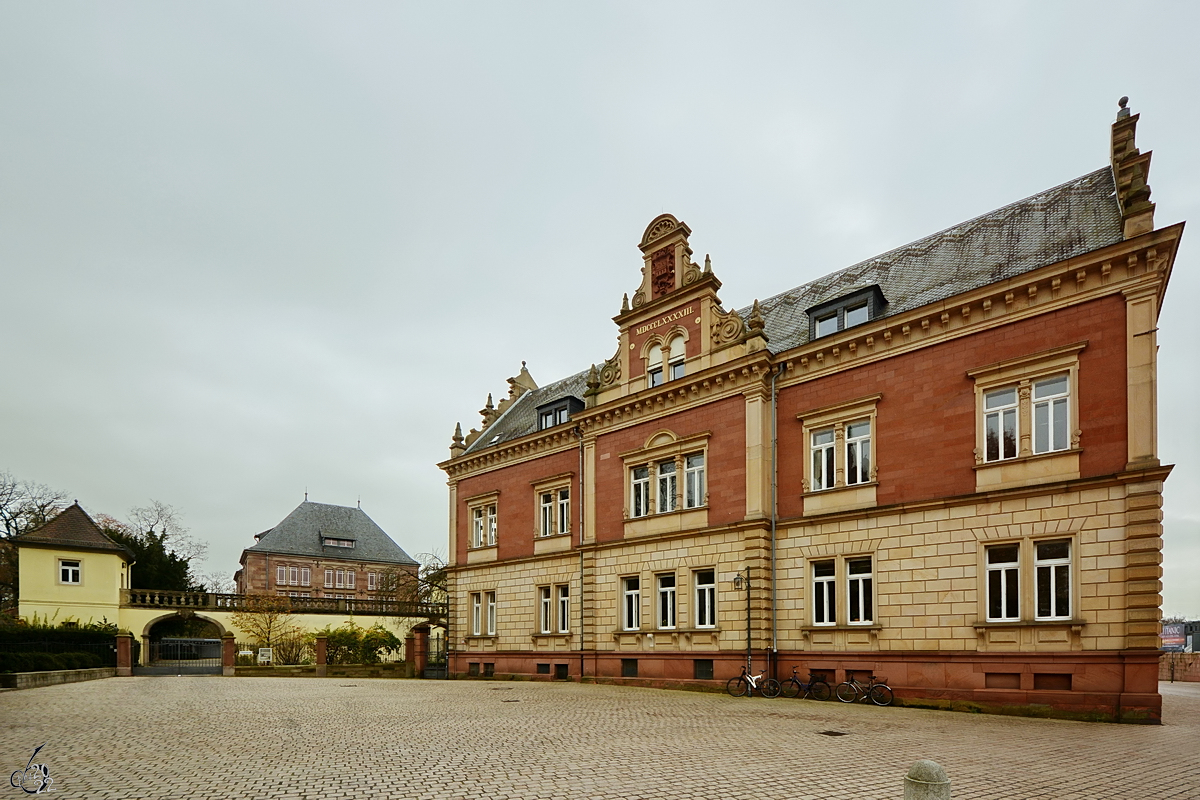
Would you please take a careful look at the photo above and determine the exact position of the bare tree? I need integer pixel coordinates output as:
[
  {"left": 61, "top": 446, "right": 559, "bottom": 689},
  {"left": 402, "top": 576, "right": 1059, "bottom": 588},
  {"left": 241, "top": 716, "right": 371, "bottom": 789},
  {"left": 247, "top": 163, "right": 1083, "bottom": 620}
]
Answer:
[
  {"left": 0, "top": 472, "right": 70, "bottom": 609},
  {"left": 375, "top": 551, "right": 446, "bottom": 606},
  {"left": 229, "top": 593, "right": 298, "bottom": 648},
  {"left": 128, "top": 500, "right": 207, "bottom": 563}
]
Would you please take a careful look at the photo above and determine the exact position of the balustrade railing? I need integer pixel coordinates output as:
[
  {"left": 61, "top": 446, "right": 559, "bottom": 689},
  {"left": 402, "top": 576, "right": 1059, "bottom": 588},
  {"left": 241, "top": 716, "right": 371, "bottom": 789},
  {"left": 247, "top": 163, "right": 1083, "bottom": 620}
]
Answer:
[{"left": 121, "top": 590, "right": 446, "bottom": 619}]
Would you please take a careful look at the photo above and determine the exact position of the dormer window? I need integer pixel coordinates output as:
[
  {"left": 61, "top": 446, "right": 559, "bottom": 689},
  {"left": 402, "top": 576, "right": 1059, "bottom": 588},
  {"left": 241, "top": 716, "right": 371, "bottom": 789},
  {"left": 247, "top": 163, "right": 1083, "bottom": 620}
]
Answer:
[
  {"left": 807, "top": 285, "right": 887, "bottom": 340},
  {"left": 536, "top": 396, "right": 584, "bottom": 431},
  {"left": 323, "top": 537, "right": 355, "bottom": 548}
]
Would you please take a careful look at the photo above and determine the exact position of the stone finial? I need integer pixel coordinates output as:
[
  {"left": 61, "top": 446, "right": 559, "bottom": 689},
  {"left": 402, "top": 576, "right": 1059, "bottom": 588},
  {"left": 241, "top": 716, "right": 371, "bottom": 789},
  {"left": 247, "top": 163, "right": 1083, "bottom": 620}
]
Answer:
[
  {"left": 586, "top": 364, "right": 600, "bottom": 392},
  {"left": 507, "top": 362, "right": 538, "bottom": 398},
  {"left": 1117, "top": 95, "right": 1130, "bottom": 120},
  {"left": 1111, "top": 97, "right": 1155, "bottom": 239},
  {"left": 704, "top": 254, "right": 712, "bottom": 274},
  {"left": 450, "top": 423, "right": 465, "bottom": 457},
  {"left": 621, "top": 293, "right": 630, "bottom": 313},
  {"left": 744, "top": 299, "right": 769, "bottom": 353}
]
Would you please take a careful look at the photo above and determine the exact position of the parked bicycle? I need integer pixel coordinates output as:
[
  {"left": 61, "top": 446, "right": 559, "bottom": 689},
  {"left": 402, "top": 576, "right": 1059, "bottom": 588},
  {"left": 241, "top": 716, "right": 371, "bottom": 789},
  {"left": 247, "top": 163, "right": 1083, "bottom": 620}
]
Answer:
[
  {"left": 726, "top": 665, "right": 782, "bottom": 698},
  {"left": 835, "top": 672, "right": 893, "bottom": 706},
  {"left": 779, "top": 666, "right": 831, "bottom": 700}
]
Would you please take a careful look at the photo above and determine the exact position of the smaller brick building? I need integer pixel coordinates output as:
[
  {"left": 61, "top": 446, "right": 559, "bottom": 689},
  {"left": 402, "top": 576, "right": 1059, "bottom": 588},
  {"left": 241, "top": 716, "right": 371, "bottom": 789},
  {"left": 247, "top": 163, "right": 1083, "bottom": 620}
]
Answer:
[{"left": 235, "top": 501, "right": 419, "bottom": 599}]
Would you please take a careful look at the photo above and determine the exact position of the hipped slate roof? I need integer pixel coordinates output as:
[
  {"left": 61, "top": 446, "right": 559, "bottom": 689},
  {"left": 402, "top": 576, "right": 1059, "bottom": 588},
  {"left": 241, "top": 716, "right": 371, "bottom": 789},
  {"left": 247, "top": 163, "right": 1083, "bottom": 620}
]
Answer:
[
  {"left": 243, "top": 501, "right": 418, "bottom": 566},
  {"left": 464, "top": 166, "right": 1124, "bottom": 455},
  {"left": 14, "top": 502, "right": 134, "bottom": 559}
]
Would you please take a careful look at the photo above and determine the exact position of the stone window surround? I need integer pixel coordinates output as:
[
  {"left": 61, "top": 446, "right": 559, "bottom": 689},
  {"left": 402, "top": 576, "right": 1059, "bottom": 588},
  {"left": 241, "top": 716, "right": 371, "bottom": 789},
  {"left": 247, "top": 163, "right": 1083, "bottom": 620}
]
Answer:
[
  {"left": 974, "top": 535, "right": 1082, "bottom": 627},
  {"left": 639, "top": 325, "right": 691, "bottom": 389},
  {"left": 797, "top": 394, "right": 881, "bottom": 517},
  {"left": 465, "top": 491, "right": 500, "bottom": 550},
  {"left": 803, "top": 553, "right": 879, "bottom": 629},
  {"left": 531, "top": 473, "right": 574, "bottom": 539},
  {"left": 968, "top": 342, "right": 1085, "bottom": 468},
  {"left": 621, "top": 429, "right": 711, "bottom": 521}
]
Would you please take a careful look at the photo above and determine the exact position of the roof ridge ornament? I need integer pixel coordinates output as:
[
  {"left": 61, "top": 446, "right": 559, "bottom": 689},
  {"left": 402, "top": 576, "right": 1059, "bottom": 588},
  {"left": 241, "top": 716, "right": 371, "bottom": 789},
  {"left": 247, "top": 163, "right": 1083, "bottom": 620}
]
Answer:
[{"left": 1110, "top": 96, "right": 1155, "bottom": 238}]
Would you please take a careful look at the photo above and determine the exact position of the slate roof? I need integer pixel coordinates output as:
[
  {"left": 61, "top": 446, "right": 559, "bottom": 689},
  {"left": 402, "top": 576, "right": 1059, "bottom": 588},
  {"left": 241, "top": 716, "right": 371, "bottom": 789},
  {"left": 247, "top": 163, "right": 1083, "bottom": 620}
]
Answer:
[
  {"left": 14, "top": 502, "right": 134, "bottom": 559},
  {"left": 462, "top": 369, "right": 590, "bottom": 455},
  {"left": 243, "top": 501, "right": 419, "bottom": 566},
  {"left": 461, "top": 166, "right": 1124, "bottom": 456}
]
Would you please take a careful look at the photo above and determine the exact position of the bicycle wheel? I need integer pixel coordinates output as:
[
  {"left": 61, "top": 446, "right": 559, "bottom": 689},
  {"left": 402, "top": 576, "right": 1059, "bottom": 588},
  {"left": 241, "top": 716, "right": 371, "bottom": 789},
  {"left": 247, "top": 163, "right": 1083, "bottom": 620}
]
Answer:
[
  {"left": 835, "top": 681, "right": 859, "bottom": 703},
  {"left": 808, "top": 680, "right": 832, "bottom": 701},
  {"left": 726, "top": 676, "right": 748, "bottom": 697},
  {"left": 761, "top": 678, "right": 782, "bottom": 699},
  {"left": 780, "top": 678, "right": 801, "bottom": 699},
  {"left": 869, "top": 684, "right": 894, "bottom": 706}
]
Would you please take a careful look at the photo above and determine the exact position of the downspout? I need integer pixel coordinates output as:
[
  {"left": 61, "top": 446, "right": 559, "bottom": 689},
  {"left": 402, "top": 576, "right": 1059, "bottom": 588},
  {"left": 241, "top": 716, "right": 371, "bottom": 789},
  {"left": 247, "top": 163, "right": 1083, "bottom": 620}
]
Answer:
[
  {"left": 770, "top": 362, "right": 784, "bottom": 673},
  {"left": 574, "top": 425, "right": 585, "bottom": 682}
]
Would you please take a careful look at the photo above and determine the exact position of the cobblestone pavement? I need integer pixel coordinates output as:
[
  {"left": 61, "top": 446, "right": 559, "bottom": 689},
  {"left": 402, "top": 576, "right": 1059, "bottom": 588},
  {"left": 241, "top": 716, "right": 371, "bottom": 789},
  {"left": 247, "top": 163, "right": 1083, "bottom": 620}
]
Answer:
[{"left": 3, "top": 678, "right": 1199, "bottom": 799}]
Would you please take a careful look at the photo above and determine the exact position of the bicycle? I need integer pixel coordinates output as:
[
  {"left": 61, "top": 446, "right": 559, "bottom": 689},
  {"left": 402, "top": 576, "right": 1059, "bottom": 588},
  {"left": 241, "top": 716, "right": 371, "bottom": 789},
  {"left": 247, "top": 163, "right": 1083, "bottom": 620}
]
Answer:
[
  {"left": 779, "top": 666, "right": 831, "bottom": 700},
  {"left": 726, "top": 665, "right": 782, "bottom": 698},
  {"left": 834, "top": 672, "right": 893, "bottom": 705}
]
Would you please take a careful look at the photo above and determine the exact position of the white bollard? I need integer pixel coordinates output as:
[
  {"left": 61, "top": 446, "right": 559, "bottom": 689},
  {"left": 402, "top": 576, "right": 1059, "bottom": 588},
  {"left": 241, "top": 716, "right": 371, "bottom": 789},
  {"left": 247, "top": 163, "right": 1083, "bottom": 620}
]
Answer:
[{"left": 904, "top": 760, "right": 951, "bottom": 800}]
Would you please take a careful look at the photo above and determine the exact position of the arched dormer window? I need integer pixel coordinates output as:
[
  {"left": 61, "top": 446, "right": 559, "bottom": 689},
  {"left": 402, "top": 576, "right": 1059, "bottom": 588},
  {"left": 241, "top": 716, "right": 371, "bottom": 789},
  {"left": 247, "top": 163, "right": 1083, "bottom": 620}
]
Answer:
[
  {"left": 667, "top": 335, "right": 685, "bottom": 381},
  {"left": 647, "top": 343, "right": 664, "bottom": 388}
]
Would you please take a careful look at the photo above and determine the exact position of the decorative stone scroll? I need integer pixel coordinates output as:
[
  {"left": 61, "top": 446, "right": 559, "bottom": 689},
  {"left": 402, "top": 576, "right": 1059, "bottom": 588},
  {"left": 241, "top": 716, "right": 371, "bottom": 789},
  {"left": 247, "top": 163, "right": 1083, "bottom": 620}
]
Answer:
[{"left": 710, "top": 305, "right": 746, "bottom": 347}]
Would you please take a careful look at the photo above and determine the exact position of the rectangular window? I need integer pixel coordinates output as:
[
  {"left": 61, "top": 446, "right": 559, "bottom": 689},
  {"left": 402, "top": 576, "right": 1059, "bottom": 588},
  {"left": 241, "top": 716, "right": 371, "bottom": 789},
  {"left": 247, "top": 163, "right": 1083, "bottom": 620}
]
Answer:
[
  {"left": 346, "top": 571, "right": 355, "bottom": 589},
  {"left": 847, "top": 557, "right": 873, "bottom": 624},
  {"left": 657, "top": 574, "right": 676, "bottom": 630},
  {"left": 657, "top": 460, "right": 677, "bottom": 513},
  {"left": 844, "top": 302, "right": 868, "bottom": 328},
  {"left": 631, "top": 466, "right": 650, "bottom": 518},
  {"left": 471, "top": 593, "right": 482, "bottom": 636},
  {"left": 986, "top": 544, "right": 1020, "bottom": 621},
  {"left": 1033, "top": 374, "right": 1070, "bottom": 454},
  {"left": 845, "top": 420, "right": 871, "bottom": 485},
  {"left": 1035, "top": 540, "right": 1071, "bottom": 620},
  {"left": 539, "top": 586, "right": 552, "bottom": 634},
  {"left": 984, "top": 387, "right": 1019, "bottom": 462},
  {"left": 540, "top": 492, "right": 554, "bottom": 537},
  {"left": 485, "top": 591, "right": 497, "bottom": 635},
  {"left": 557, "top": 489, "right": 570, "bottom": 536},
  {"left": 684, "top": 453, "right": 705, "bottom": 508},
  {"left": 694, "top": 569, "right": 715, "bottom": 628},
  {"left": 324, "top": 569, "right": 333, "bottom": 588},
  {"left": 669, "top": 360, "right": 685, "bottom": 381},
  {"left": 368, "top": 572, "right": 376, "bottom": 591},
  {"left": 335, "top": 570, "right": 345, "bottom": 588},
  {"left": 621, "top": 658, "right": 638, "bottom": 678},
  {"left": 813, "top": 560, "right": 836, "bottom": 625},
  {"left": 289, "top": 566, "right": 299, "bottom": 586},
  {"left": 472, "top": 508, "right": 484, "bottom": 548},
  {"left": 811, "top": 429, "right": 835, "bottom": 491},
  {"left": 648, "top": 367, "right": 663, "bottom": 388},
  {"left": 693, "top": 659, "right": 714, "bottom": 680},
  {"left": 301, "top": 568, "right": 310, "bottom": 587},
  {"left": 486, "top": 505, "right": 497, "bottom": 546},
  {"left": 815, "top": 313, "right": 838, "bottom": 338},
  {"left": 557, "top": 585, "right": 570, "bottom": 634},
  {"left": 59, "top": 560, "right": 81, "bottom": 584},
  {"left": 622, "top": 576, "right": 641, "bottom": 631},
  {"left": 276, "top": 566, "right": 287, "bottom": 585}
]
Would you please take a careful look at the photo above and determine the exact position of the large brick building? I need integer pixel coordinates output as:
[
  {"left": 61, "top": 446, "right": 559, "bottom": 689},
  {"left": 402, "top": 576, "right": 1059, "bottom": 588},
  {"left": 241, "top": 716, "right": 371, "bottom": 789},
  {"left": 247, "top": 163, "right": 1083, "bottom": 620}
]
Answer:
[
  {"left": 235, "top": 501, "right": 419, "bottom": 599},
  {"left": 439, "top": 102, "right": 1180, "bottom": 721}
]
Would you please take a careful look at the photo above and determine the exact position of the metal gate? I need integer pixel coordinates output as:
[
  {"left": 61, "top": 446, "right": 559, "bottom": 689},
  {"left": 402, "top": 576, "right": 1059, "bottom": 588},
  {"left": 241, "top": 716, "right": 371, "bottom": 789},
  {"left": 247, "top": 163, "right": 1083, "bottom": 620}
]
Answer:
[
  {"left": 423, "top": 632, "right": 448, "bottom": 679},
  {"left": 132, "top": 638, "right": 222, "bottom": 676}
]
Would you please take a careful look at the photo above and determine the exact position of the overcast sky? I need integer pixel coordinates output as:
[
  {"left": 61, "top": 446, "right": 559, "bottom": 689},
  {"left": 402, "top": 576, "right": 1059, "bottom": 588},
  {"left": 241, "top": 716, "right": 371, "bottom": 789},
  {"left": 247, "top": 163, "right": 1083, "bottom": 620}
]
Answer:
[{"left": 2, "top": 2, "right": 1197, "bottom": 615}]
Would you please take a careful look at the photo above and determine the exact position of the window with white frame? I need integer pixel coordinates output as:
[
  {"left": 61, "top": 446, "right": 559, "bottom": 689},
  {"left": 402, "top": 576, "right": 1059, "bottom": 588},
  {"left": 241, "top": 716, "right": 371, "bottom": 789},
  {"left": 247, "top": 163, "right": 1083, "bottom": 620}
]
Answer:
[
  {"left": 847, "top": 557, "right": 873, "bottom": 624},
  {"left": 807, "top": 285, "right": 886, "bottom": 339},
  {"left": 622, "top": 576, "right": 641, "bottom": 631},
  {"left": 812, "top": 560, "right": 836, "bottom": 625},
  {"left": 485, "top": 591, "right": 497, "bottom": 634},
  {"left": 301, "top": 567, "right": 310, "bottom": 587},
  {"left": 468, "top": 494, "right": 499, "bottom": 548},
  {"left": 798, "top": 394, "right": 881, "bottom": 497},
  {"left": 368, "top": 572, "right": 377, "bottom": 591},
  {"left": 289, "top": 566, "right": 299, "bottom": 586},
  {"left": 534, "top": 480, "right": 571, "bottom": 538},
  {"left": 324, "top": 569, "right": 333, "bottom": 588},
  {"left": 983, "top": 387, "right": 1019, "bottom": 462},
  {"left": 59, "top": 559, "right": 81, "bottom": 585},
  {"left": 845, "top": 420, "right": 871, "bottom": 486},
  {"left": 969, "top": 343, "right": 1084, "bottom": 467},
  {"left": 539, "top": 586, "right": 553, "bottom": 634},
  {"left": 539, "top": 492, "right": 554, "bottom": 538},
  {"left": 647, "top": 343, "right": 664, "bottom": 388},
  {"left": 694, "top": 569, "right": 715, "bottom": 628},
  {"left": 657, "top": 574, "right": 676, "bottom": 629},
  {"left": 667, "top": 335, "right": 685, "bottom": 380},
  {"left": 657, "top": 460, "right": 677, "bottom": 513},
  {"left": 276, "top": 566, "right": 286, "bottom": 585},
  {"left": 1035, "top": 539, "right": 1071, "bottom": 620},
  {"left": 471, "top": 592, "right": 482, "bottom": 635},
  {"left": 645, "top": 334, "right": 687, "bottom": 387},
  {"left": 684, "top": 454, "right": 705, "bottom": 509},
  {"left": 1032, "top": 374, "right": 1070, "bottom": 454},
  {"left": 557, "top": 489, "right": 570, "bottom": 536},
  {"left": 986, "top": 543, "right": 1020, "bottom": 621},
  {"left": 557, "top": 585, "right": 570, "bottom": 634},
  {"left": 631, "top": 467, "right": 650, "bottom": 518},
  {"left": 811, "top": 429, "right": 835, "bottom": 491}
]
